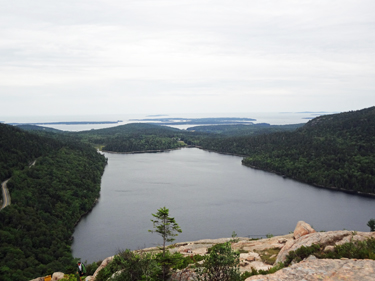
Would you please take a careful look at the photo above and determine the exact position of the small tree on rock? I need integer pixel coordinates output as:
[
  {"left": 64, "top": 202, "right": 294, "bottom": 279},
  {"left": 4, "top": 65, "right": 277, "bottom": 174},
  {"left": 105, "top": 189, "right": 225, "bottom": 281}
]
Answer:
[{"left": 149, "top": 207, "right": 182, "bottom": 280}]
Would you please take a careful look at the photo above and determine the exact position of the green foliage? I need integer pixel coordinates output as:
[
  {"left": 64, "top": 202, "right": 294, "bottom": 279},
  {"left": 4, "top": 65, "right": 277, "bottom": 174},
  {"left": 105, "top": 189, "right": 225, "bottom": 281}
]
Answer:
[
  {"left": 175, "top": 254, "right": 205, "bottom": 269},
  {"left": 367, "top": 219, "right": 375, "bottom": 232},
  {"left": 196, "top": 242, "right": 241, "bottom": 281},
  {"left": 96, "top": 249, "right": 160, "bottom": 281},
  {"left": 154, "top": 251, "right": 183, "bottom": 271},
  {"left": 266, "top": 233, "right": 274, "bottom": 238},
  {"left": 229, "top": 231, "right": 240, "bottom": 243},
  {"left": 60, "top": 274, "right": 79, "bottom": 281}
]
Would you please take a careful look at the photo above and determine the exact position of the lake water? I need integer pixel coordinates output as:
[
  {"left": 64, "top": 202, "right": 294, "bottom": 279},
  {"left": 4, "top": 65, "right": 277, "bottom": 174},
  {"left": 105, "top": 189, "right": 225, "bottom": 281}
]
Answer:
[{"left": 72, "top": 148, "right": 375, "bottom": 263}]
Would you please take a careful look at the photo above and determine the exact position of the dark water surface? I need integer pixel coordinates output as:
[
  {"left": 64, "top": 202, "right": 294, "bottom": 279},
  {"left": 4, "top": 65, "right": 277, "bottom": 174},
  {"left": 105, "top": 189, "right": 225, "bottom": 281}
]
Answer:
[{"left": 72, "top": 148, "right": 375, "bottom": 263}]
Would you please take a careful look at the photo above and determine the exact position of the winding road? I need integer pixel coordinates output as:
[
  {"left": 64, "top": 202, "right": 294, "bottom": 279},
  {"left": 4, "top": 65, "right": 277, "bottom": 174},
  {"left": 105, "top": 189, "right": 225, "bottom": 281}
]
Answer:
[{"left": 1, "top": 179, "right": 11, "bottom": 210}]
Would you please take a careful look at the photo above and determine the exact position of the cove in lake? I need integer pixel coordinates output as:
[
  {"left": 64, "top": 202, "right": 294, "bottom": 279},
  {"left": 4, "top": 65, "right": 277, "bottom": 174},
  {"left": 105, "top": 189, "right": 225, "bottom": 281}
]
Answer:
[{"left": 72, "top": 148, "right": 375, "bottom": 263}]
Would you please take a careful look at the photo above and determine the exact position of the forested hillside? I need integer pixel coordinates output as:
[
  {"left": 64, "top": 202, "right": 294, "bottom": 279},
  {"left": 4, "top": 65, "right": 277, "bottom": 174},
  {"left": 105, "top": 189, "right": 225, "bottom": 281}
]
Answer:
[
  {"left": 75, "top": 123, "right": 186, "bottom": 152},
  {"left": 0, "top": 124, "right": 62, "bottom": 181},
  {"left": 0, "top": 124, "right": 107, "bottom": 281},
  {"left": 195, "top": 107, "right": 375, "bottom": 193}
]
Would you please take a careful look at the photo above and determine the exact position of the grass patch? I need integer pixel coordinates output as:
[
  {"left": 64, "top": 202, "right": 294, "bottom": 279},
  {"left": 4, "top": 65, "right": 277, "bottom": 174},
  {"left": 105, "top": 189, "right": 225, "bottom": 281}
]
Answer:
[{"left": 255, "top": 248, "right": 281, "bottom": 265}]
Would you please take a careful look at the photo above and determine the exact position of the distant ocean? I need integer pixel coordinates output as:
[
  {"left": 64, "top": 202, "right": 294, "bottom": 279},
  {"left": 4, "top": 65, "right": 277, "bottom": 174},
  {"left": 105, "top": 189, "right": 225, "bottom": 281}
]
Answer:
[{"left": 0, "top": 112, "right": 335, "bottom": 132}]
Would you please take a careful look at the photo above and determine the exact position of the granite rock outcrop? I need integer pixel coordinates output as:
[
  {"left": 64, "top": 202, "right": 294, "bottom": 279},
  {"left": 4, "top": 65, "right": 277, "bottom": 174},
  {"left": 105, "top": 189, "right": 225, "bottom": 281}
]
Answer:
[{"left": 245, "top": 257, "right": 375, "bottom": 281}]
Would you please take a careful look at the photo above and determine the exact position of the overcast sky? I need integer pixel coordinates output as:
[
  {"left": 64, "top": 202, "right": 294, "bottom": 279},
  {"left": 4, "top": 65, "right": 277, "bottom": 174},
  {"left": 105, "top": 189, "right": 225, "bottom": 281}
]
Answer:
[{"left": 1, "top": 0, "right": 374, "bottom": 117}]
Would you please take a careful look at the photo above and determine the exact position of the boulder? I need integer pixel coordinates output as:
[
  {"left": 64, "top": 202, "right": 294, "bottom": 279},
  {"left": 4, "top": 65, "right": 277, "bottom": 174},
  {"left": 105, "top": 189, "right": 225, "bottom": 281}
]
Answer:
[
  {"left": 245, "top": 258, "right": 375, "bottom": 280},
  {"left": 243, "top": 261, "right": 271, "bottom": 271},
  {"left": 278, "top": 238, "right": 288, "bottom": 244},
  {"left": 293, "top": 221, "right": 316, "bottom": 239},
  {"left": 246, "top": 256, "right": 256, "bottom": 262},
  {"left": 92, "top": 255, "right": 114, "bottom": 279},
  {"left": 51, "top": 272, "right": 65, "bottom": 280},
  {"left": 231, "top": 234, "right": 293, "bottom": 253},
  {"left": 324, "top": 245, "right": 335, "bottom": 252}
]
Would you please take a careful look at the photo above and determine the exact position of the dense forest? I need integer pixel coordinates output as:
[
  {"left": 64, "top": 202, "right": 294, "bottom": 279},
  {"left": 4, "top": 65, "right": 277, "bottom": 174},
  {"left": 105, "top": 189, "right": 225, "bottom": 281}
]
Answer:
[
  {"left": 194, "top": 107, "right": 375, "bottom": 193},
  {"left": 0, "top": 124, "right": 107, "bottom": 280},
  {"left": 76, "top": 123, "right": 186, "bottom": 152},
  {"left": 186, "top": 123, "right": 303, "bottom": 136}
]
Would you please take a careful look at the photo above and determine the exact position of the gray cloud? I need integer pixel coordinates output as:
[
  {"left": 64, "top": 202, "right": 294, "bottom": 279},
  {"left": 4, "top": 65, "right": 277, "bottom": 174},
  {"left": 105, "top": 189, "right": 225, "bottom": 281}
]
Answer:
[{"left": 1, "top": 0, "right": 374, "bottom": 116}]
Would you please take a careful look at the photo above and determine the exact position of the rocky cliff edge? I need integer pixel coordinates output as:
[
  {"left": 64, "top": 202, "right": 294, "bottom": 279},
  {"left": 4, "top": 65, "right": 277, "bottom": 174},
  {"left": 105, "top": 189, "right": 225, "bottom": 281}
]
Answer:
[{"left": 31, "top": 221, "right": 375, "bottom": 281}]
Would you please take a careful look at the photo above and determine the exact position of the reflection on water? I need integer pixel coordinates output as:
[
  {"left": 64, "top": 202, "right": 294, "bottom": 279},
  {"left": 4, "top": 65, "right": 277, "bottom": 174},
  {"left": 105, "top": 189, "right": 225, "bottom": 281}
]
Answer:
[{"left": 72, "top": 148, "right": 375, "bottom": 263}]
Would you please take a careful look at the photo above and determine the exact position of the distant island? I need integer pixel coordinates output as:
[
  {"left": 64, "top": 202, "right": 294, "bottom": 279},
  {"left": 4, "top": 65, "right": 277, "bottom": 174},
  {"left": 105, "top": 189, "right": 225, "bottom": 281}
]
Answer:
[
  {"left": 129, "top": 117, "right": 256, "bottom": 125},
  {"left": 8, "top": 120, "right": 123, "bottom": 125}
]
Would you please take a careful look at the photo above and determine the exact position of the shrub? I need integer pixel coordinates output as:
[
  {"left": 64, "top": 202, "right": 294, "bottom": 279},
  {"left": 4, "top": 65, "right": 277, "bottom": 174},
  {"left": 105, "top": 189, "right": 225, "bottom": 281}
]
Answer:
[
  {"left": 324, "top": 237, "right": 375, "bottom": 260},
  {"left": 240, "top": 263, "right": 285, "bottom": 280},
  {"left": 85, "top": 260, "right": 102, "bottom": 276},
  {"left": 109, "top": 250, "right": 160, "bottom": 281},
  {"left": 195, "top": 242, "right": 241, "bottom": 281},
  {"left": 284, "top": 244, "right": 321, "bottom": 266},
  {"left": 230, "top": 231, "right": 240, "bottom": 243}
]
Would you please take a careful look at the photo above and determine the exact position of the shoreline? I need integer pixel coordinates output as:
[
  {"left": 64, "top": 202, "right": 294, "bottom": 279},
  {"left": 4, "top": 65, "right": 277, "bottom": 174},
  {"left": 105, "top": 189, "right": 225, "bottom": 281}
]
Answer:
[{"left": 242, "top": 163, "right": 375, "bottom": 199}]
